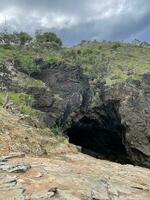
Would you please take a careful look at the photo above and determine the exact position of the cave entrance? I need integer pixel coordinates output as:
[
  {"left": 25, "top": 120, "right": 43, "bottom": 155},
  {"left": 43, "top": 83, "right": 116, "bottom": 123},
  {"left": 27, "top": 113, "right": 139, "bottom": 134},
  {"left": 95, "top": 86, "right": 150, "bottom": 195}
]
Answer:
[{"left": 67, "top": 116, "right": 131, "bottom": 164}]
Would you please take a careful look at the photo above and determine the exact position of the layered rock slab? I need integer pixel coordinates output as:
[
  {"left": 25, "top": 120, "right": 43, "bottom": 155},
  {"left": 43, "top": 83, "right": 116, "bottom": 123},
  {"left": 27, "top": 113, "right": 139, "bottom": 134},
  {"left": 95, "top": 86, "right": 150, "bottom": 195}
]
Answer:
[{"left": 0, "top": 153, "right": 150, "bottom": 200}]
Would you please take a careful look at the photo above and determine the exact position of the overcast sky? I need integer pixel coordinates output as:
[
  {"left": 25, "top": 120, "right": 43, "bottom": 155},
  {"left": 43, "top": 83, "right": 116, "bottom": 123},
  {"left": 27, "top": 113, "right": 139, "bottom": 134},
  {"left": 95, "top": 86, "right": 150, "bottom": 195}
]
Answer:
[{"left": 0, "top": 0, "right": 150, "bottom": 45}]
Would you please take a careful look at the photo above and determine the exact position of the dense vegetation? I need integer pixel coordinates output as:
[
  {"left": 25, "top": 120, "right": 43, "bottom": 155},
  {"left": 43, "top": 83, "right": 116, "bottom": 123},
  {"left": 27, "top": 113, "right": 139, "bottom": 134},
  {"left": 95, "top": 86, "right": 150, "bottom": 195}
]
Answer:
[
  {"left": 0, "top": 91, "right": 41, "bottom": 120},
  {"left": 0, "top": 31, "right": 150, "bottom": 85}
]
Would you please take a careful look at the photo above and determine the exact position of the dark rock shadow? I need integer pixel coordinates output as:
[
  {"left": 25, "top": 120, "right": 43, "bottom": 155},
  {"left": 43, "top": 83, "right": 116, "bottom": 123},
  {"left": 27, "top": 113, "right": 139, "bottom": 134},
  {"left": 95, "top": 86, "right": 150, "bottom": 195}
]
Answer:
[{"left": 66, "top": 102, "right": 132, "bottom": 164}]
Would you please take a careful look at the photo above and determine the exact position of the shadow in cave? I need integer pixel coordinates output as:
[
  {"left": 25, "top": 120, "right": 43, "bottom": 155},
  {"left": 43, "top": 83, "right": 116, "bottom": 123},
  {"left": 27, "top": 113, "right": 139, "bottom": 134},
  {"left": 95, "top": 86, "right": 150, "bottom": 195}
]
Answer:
[{"left": 67, "top": 116, "right": 132, "bottom": 164}]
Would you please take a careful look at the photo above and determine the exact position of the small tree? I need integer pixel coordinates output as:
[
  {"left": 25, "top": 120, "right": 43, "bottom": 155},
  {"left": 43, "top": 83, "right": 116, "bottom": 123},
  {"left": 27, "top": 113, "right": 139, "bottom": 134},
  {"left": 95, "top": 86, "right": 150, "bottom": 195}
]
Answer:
[
  {"left": 35, "top": 31, "right": 62, "bottom": 48},
  {"left": 111, "top": 42, "right": 121, "bottom": 50},
  {"left": 16, "top": 32, "right": 32, "bottom": 46}
]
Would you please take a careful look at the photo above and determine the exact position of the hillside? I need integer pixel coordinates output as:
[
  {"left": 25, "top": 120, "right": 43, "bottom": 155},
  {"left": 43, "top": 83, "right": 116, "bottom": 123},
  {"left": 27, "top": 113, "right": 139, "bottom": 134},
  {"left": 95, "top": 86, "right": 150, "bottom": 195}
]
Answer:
[
  {"left": 70, "top": 41, "right": 150, "bottom": 84},
  {"left": 0, "top": 35, "right": 150, "bottom": 85},
  {"left": 0, "top": 107, "right": 77, "bottom": 156}
]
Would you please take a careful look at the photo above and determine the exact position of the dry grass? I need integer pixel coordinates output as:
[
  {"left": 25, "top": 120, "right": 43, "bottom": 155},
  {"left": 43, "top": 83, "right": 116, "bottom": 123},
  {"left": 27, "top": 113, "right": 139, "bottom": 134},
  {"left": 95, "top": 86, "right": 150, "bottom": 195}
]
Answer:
[{"left": 0, "top": 108, "right": 77, "bottom": 157}]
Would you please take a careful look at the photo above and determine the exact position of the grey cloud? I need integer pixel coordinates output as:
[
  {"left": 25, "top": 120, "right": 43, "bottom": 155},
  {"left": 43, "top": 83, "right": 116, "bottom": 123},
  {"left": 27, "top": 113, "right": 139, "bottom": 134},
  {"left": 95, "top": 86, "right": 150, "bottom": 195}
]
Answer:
[{"left": 0, "top": 0, "right": 150, "bottom": 45}]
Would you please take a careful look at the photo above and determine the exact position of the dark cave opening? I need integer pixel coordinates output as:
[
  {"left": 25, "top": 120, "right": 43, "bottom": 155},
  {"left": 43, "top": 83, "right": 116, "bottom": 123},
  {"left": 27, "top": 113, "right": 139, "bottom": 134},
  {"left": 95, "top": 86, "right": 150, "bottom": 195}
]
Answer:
[{"left": 67, "top": 116, "right": 132, "bottom": 164}]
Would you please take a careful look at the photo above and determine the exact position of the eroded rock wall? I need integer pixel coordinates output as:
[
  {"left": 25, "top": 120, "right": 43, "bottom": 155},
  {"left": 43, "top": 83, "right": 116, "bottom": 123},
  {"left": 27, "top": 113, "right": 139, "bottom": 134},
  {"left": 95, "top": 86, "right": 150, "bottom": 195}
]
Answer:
[
  {"left": 5, "top": 60, "right": 149, "bottom": 167},
  {"left": 30, "top": 63, "right": 150, "bottom": 167}
]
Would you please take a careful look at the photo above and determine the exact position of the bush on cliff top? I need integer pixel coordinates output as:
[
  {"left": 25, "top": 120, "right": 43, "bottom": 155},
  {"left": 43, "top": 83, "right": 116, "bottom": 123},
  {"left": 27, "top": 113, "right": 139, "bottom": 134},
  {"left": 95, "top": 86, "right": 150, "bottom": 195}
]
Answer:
[{"left": 0, "top": 31, "right": 150, "bottom": 84}]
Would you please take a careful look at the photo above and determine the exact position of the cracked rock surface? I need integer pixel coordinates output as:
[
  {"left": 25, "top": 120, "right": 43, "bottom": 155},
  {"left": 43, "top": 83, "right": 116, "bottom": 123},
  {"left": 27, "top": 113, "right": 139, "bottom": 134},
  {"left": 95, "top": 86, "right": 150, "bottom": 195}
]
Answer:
[{"left": 0, "top": 152, "right": 150, "bottom": 200}]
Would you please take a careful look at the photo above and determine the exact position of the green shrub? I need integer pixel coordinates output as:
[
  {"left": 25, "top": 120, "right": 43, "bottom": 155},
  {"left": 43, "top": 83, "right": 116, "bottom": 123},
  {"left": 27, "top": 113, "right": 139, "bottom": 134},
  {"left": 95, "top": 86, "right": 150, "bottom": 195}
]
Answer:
[
  {"left": 35, "top": 31, "right": 62, "bottom": 47},
  {"left": 26, "top": 79, "right": 45, "bottom": 87},
  {"left": 20, "top": 105, "right": 38, "bottom": 116},
  {"left": 15, "top": 53, "right": 40, "bottom": 75},
  {"left": 9, "top": 93, "right": 33, "bottom": 106},
  {"left": 111, "top": 42, "right": 121, "bottom": 50},
  {"left": 0, "top": 96, "right": 4, "bottom": 105},
  {"left": 0, "top": 92, "right": 39, "bottom": 118},
  {"left": 46, "top": 53, "right": 62, "bottom": 64},
  {"left": 51, "top": 126, "right": 63, "bottom": 136}
]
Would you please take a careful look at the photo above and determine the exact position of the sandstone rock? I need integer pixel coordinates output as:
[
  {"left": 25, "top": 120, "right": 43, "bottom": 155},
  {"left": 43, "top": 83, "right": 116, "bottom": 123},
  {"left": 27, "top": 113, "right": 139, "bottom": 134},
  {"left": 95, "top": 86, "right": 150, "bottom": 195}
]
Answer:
[
  {"left": 0, "top": 158, "right": 7, "bottom": 164},
  {"left": 1, "top": 152, "right": 25, "bottom": 160},
  {"left": 0, "top": 153, "right": 149, "bottom": 200},
  {"left": 0, "top": 162, "right": 31, "bottom": 173},
  {"left": 7, "top": 163, "right": 31, "bottom": 173},
  {"left": 0, "top": 174, "right": 17, "bottom": 189},
  {"left": 31, "top": 187, "right": 58, "bottom": 199},
  {"left": 0, "top": 188, "right": 27, "bottom": 200},
  {"left": 0, "top": 173, "right": 28, "bottom": 200}
]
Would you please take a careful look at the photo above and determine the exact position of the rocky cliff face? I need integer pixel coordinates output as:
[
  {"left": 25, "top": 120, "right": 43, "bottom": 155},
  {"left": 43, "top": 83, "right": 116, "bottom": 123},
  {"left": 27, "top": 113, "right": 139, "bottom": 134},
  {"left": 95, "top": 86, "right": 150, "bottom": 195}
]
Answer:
[
  {"left": 103, "top": 75, "right": 150, "bottom": 167},
  {"left": 2, "top": 61, "right": 150, "bottom": 168},
  {"left": 27, "top": 63, "right": 150, "bottom": 168},
  {"left": 31, "top": 63, "right": 91, "bottom": 127}
]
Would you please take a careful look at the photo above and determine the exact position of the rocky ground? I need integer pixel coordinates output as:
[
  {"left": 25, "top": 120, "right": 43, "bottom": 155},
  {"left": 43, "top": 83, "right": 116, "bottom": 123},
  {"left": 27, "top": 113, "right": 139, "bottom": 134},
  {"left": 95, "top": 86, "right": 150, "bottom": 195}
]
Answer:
[
  {"left": 0, "top": 108, "right": 149, "bottom": 200},
  {"left": 0, "top": 152, "right": 150, "bottom": 200}
]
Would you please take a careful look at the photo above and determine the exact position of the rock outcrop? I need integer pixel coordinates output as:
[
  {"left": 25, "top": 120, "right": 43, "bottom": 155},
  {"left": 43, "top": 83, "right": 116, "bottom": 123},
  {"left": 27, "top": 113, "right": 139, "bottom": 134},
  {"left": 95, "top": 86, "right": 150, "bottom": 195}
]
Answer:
[
  {"left": 32, "top": 63, "right": 91, "bottom": 127},
  {"left": 2, "top": 60, "right": 150, "bottom": 167},
  {"left": 0, "top": 153, "right": 150, "bottom": 200},
  {"left": 29, "top": 63, "right": 150, "bottom": 168},
  {"left": 103, "top": 75, "right": 150, "bottom": 167}
]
